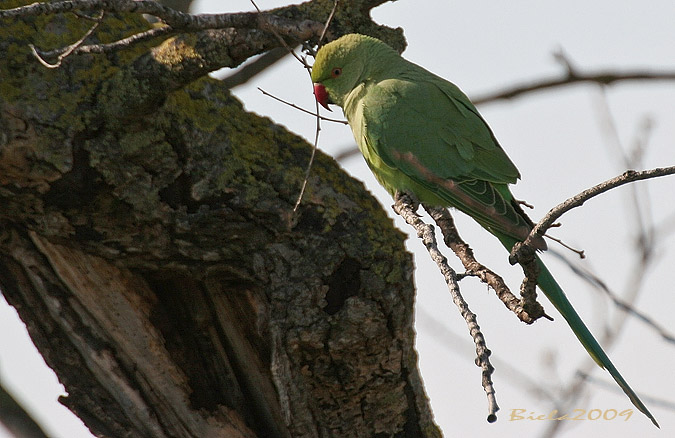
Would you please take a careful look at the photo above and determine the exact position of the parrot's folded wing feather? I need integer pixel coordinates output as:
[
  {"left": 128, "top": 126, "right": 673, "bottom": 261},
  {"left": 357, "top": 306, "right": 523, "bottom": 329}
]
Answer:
[{"left": 360, "top": 74, "right": 532, "bottom": 239}]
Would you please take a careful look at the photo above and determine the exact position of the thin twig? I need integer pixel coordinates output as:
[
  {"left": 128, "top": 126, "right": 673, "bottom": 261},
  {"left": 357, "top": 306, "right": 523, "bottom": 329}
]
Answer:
[
  {"left": 541, "top": 95, "right": 668, "bottom": 438},
  {"left": 472, "top": 69, "right": 675, "bottom": 105},
  {"left": 294, "top": 101, "right": 321, "bottom": 212},
  {"left": 64, "top": 26, "right": 175, "bottom": 55},
  {"left": 289, "top": 0, "right": 339, "bottom": 211},
  {"left": 334, "top": 146, "right": 361, "bottom": 162},
  {"left": 317, "top": 0, "right": 339, "bottom": 46},
  {"left": 551, "top": 250, "right": 675, "bottom": 345},
  {"left": 543, "top": 234, "right": 585, "bottom": 258},
  {"left": 393, "top": 193, "right": 499, "bottom": 423},
  {"left": 257, "top": 88, "right": 347, "bottom": 125},
  {"left": 250, "top": 0, "right": 308, "bottom": 69},
  {"left": 513, "top": 167, "right": 675, "bottom": 266},
  {"left": 510, "top": 167, "right": 675, "bottom": 325},
  {"left": 72, "top": 9, "right": 104, "bottom": 21},
  {"left": 389, "top": 153, "right": 552, "bottom": 321},
  {"left": 248, "top": 0, "right": 339, "bottom": 212},
  {"left": 594, "top": 87, "right": 656, "bottom": 258},
  {"left": 30, "top": 10, "right": 104, "bottom": 68},
  {"left": 418, "top": 307, "right": 560, "bottom": 403},
  {"left": 577, "top": 372, "right": 675, "bottom": 412},
  {"left": 9, "top": 0, "right": 325, "bottom": 65},
  {"left": 424, "top": 206, "right": 546, "bottom": 324},
  {"left": 652, "top": 209, "right": 675, "bottom": 239},
  {"left": 390, "top": 152, "right": 550, "bottom": 316}
]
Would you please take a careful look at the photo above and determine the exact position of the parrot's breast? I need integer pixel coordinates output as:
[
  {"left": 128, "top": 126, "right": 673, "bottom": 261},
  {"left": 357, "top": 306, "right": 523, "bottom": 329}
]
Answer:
[{"left": 342, "top": 78, "right": 449, "bottom": 206}]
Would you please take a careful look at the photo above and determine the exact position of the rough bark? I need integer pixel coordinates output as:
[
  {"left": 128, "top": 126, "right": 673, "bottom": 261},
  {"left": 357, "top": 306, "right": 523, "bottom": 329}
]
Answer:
[{"left": 0, "top": 1, "right": 440, "bottom": 437}]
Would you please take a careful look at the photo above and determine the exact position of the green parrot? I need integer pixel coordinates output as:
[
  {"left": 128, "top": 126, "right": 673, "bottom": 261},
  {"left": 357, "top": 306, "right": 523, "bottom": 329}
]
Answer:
[{"left": 311, "top": 33, "right": 658, "bottom": 426}]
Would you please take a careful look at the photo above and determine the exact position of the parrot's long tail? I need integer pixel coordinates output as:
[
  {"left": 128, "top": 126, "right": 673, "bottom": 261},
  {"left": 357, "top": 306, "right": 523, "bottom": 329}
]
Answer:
[{"left": 495, "top": 234, "right": 659, "bottom": 427}]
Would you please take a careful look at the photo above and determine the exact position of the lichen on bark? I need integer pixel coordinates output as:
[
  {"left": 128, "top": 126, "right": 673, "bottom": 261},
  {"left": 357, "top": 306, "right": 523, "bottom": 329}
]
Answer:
[{"left": 0, "top": 1, "right": 440, "bottom": 437}]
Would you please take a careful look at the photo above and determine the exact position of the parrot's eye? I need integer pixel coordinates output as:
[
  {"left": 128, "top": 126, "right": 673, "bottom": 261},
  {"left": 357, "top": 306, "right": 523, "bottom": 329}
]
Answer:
[{"left": 331, "top": 67, "right": 342, "bottom": 78}]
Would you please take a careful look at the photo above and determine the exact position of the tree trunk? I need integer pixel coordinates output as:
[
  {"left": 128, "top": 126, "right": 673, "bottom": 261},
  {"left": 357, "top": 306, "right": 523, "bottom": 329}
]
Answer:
[{"left": 0, "top": 2, "right": 440, "bottom": 437}]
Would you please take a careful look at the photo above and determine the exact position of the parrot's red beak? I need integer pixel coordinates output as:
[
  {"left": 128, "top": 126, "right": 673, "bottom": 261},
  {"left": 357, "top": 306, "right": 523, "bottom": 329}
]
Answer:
[{"left": 313, "top": 83, "right": 332, "bottom": 111}]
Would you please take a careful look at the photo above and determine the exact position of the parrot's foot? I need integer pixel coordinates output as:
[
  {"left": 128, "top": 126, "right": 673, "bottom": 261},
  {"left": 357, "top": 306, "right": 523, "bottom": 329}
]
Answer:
[
  {"left": 508, "top": 240, "right": 536, "bottom": 266},
  {"left": 393, "top": 191, "right": 421, "bottom": 215}
]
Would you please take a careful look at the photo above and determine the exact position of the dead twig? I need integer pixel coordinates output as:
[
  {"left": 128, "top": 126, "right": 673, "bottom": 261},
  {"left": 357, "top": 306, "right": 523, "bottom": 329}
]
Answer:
[
  {"left": 2, "top": 0, "right": 259, "bottom": 30},
  {"left": 317, "top": 0, "right": 339, "bottom": 46},
  {"left": 511, "top": 166, "right": 675, "bottom": 266},
  {"left": 552, "top": 250, "right": 675, "bottom": 345},
  {"left": 425, "top": 206, "right": 547, "bottom": 324},
  {"left": 30, "top": 10, "right": 104, "bottom": 67},
  {"left": 2, "top": 0, "right": 326, "bottom": 66},
  {"left": 417, "top": 307, "right": 561, "bottom": 403},
  {"left": 288, "top": 0, "right": 339, "bottom": 211},
  {"left": 509, "top": 168, "right": 675, "bottom": 316},
  {"left": 257, "top": 87, "right": 347, "bottom": 125},
  {"left": 249, "top": 0, "right": 309, "bottom": 70},
  {"left": 472, "top": 69, "right": 675, "bottom": 105},
  {"left": 541, "top": 91, "right": 669, "bottom": 438},
  {"left": 393, "top": 193, "right": 499, "bottom": 423},
  {"left": 45, "top": 25, "right": 174, "bottom": 55}
]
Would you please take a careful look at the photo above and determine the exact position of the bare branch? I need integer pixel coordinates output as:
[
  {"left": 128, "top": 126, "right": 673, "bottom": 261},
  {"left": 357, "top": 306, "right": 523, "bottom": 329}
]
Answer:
[
  {"left": 1, "top": 0, "right": 257, "bottom": 30},
  {"left": 58, "top": 26, "right": 175, "bottom": 55},
  {"left": 294, "top": 104, "right": 321, "bottom": 212},
  {"left": 543, "top": 234, "right": 585, "bottom": 258},
  {"left": 417, "top": 307, "right": 561, "bottom": 403},
  {"left": 577, "top": 372, "right": 675, "bottom": 412},
  {"left": 390, "top": 153, "right": 553, "bottom": 320},
  {"left": 3, "top": 0, "right": 326, "bottom": 68},
  {"left": 541, "top": 99, "right": 670, "bottom": 437},
  {"left": 424, "top": 206, "right": 547, "bottom": 324},
  {"left": 257, "top": 88, "right": 348, "bottom": 125},
  {"left": 554, "top": 251, "right": 675, "bottom": 345},
  {"left": 318, "top": 0, "right": 339, "bottom": 47},
  {"left": 473, "top": 69, "right": 675, "bottom": 105},
  {"left": 291, "top": 0, "right": 340, "bottom": 211},
  {"left": 393, "top": 193, "right": 499, "bottom": 423},
  {"left": 30, "top": 10, "right": 104, "bottom": 67},
  {"left": 515, "top": 245, "right": 542, "bottom": 319},
  {"left": 513, "top": 167, "right": 675, "bottom": 264},
  {"left": 512, "top": 165, "right": 675, "bottom": 343},
  {"left": 249, "top": 0, "right": 309, "bottom": 69},
  {"left": 334, "top": 146, "right": 361, "bottom": 162}
]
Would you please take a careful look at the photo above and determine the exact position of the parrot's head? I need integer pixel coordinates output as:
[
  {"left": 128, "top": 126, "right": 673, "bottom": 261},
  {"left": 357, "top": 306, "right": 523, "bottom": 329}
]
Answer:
[{"left": 311, "top": 34, "right": 399, "bottom": 110}]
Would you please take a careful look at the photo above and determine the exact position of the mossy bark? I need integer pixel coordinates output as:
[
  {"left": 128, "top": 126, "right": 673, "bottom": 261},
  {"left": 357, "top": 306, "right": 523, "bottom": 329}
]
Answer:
[{"left": 0, "top": 1, "right": 440, "bottom": 437}]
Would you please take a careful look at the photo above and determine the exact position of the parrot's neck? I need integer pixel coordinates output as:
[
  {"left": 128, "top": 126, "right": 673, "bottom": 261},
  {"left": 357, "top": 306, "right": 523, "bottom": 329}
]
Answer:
[{"left": 343, "top": 82, "right": 367, "bottom": 120}]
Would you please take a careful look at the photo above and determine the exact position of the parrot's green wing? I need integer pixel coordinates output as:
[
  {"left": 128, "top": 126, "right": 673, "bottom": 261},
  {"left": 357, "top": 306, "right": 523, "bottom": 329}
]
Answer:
[{"left": 356, "top": 71, "right": 533, "bottom": 241}]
